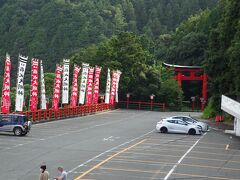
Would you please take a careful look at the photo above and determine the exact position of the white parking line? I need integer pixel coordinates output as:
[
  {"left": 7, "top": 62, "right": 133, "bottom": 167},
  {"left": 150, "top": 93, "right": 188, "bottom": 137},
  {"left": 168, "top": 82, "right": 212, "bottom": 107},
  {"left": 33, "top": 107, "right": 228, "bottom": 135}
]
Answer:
[
  {"left": 163, "top": 132, "right": 207, "bottom": 180},
  {"left": 225, "top": 144, "right": 229, "bottom": 150},
  {"left": 68, "top": 129, "right": 155, "bottom": 174}
]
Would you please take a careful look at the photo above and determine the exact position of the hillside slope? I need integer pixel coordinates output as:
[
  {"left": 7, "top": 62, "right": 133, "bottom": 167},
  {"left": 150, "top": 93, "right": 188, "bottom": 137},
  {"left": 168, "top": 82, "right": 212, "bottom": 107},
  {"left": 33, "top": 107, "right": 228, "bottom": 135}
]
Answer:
[{"left": 0, "top": 0, "right": 217, "bottom": 71}]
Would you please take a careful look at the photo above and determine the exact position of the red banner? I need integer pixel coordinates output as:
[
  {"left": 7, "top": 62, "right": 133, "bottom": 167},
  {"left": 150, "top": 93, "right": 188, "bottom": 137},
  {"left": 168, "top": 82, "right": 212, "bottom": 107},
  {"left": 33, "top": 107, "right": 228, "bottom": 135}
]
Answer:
[
  {"left": 52, "top": 64, "right": 63, "bottom": 111},
  {"left": 29, "top": 58, "right": 39, "bottom": 111},
  {"left": 110, "top": 71, "right": 118, "bottom": 105},
  {"left": 1, "top": 54, "right": 11, "bottom": 113},
  {"left": 70, "top": 65, "right": 81, "bottom": 107},
  {"left": 86, "top": 67, "right": 94, "bottom": 105},
  {"left": 93, "top": 66, "right": 101, "bottom": 104}
]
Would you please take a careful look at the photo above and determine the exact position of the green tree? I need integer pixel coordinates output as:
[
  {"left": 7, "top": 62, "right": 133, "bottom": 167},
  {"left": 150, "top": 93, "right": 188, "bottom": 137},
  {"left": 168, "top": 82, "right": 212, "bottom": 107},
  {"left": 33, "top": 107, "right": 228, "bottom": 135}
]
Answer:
[
  {"left": 114, "top": 4, "right": 127, "bottom": 31},
  {"left": 204, "top": 0, "right": 240, "bottom": 112},
  {"left": 72, "top": 32, "right": 182, "bottom": 105},
  {"left": 44, "top": 73, "right": 55, "bottom": 105}
]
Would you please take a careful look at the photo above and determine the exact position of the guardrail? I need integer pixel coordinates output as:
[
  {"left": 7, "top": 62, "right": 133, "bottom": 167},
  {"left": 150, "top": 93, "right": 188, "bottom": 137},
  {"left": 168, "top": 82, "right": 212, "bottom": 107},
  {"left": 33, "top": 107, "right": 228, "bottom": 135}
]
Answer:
[
  {"left": 117, "top": 101, "right": 165, "bottom": 111},
  {"left": 15, "top": 103, "right": 112, "bottom": 122}
]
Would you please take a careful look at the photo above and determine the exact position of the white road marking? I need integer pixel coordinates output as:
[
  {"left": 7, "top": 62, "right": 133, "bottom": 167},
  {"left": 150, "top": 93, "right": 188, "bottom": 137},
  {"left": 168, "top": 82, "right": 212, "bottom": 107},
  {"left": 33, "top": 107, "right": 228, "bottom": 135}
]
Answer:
[
  {"left": 103, "top": 136, "right": 113, "bottom": 141},
  {"left": 163, "top": 132, "right": 207, "bottom": 180},
  {"left": 103, "top": 136, "right": 120, "bottom": 141},
  {"left": 226, "top": 144, "right": 229, "bottom": 150},
  {"left": 68, "top": 129, "right": 155, "bottom": 174}
]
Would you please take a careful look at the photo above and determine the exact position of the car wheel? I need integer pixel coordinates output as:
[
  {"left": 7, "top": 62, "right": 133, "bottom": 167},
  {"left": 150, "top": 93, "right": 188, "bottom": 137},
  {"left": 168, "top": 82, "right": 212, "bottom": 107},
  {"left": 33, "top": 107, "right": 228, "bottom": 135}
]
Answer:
[
  {"left": 160, "top": 127, "right": 168, "bottom": 133},
  {"left": 22, "top": 132, "right": 27, "bottom": 136},
  {"left": 188, "top": 129, "right": 196, "bottom": 135},
  {"left": 13, "top": 127, "right": 23, "bottom": 136}
]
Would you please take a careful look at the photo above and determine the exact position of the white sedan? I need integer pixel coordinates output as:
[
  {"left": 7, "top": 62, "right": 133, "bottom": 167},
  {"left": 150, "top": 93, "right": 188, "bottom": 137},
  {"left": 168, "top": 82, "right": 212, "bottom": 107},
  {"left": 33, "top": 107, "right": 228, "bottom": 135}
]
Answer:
[
  {"left": 156, "top": 118, "right": 202, "bottom": 135},
  {"left": 169, "top": 115, "right": 208, "bottom": 132}
]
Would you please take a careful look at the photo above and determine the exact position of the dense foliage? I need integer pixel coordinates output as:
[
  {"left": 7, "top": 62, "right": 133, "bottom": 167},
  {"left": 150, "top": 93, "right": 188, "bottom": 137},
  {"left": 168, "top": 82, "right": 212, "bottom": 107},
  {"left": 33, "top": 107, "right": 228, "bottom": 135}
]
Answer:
[
  {"left": 0, "top": 0, "right": 216, "bottom": 72},
  {"left": 204, "top": 0, "right": 240, "bottom": 113},
  {"left": 0, "top": 0, "right": 217, "bottom": 110},
  {"left": 71, "top": 32, "right": 183, "bottom": 106},
  {"left": 154, "top": 0, "right": 240, "bottom": 114},
  {"left": 6, "top": 0, "right": 240, "bottom": 113}
]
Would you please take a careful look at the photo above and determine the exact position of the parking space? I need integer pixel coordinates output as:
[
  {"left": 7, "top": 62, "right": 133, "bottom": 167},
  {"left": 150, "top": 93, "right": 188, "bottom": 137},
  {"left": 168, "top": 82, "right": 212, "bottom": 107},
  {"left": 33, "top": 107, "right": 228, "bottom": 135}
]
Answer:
[
  {"left": 0, "top": 110, "right": 240, "bottom": 180},
  {"left": 72, "top": 131, "right": 240, "bottom": 180}
]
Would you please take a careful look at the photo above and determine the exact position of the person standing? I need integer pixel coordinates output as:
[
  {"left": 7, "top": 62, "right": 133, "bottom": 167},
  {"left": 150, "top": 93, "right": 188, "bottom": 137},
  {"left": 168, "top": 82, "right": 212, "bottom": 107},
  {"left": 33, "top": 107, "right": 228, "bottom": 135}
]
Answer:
[
  {"left": 54, "top": 166, "right": 67, "bottom": 180},
  {"left": 39, "top": 165, "right": 49, "bottom": 180}
]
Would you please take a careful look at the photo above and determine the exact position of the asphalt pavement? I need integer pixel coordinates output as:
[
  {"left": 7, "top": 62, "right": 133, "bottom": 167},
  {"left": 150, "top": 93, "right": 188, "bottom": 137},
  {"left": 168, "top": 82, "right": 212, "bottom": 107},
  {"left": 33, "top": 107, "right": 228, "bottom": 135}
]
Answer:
[{"left": 0, "top": 109, "right": 239, "bottom": 180}]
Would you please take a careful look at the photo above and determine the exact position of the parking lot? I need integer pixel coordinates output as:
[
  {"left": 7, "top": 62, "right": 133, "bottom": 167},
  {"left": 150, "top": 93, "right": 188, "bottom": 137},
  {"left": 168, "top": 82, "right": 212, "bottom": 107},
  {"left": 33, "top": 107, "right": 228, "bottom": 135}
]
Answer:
[
  {"left": 0, "top": 110, "right": 240, "bottom": 180},
  {"left": 71, "top": 131, "right": 240, "bottom": 180}
]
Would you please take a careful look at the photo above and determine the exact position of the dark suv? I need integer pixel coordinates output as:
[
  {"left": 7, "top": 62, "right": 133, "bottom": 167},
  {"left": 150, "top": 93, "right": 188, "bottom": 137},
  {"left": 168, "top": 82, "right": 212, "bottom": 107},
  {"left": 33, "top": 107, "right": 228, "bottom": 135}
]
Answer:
[{"left": 0, "top": 114, "right": 31, "bottom": 136}]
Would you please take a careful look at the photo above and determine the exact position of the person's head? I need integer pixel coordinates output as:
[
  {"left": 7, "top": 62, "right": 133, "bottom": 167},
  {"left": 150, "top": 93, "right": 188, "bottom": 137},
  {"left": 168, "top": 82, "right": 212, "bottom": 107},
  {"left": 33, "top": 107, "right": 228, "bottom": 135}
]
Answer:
[
  {"left": 40, "top": 165, "right": 46, "bottom": 173},
  {"left": 57, "top": 166, "right": 64, "bottom": 173}
]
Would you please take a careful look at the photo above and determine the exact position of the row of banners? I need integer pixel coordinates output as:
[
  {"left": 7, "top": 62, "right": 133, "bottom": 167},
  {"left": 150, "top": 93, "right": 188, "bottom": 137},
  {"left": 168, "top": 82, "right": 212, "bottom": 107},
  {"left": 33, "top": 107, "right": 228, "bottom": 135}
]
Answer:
[{"left": 0, "top": 54, "right": 121, "bottom": 113}]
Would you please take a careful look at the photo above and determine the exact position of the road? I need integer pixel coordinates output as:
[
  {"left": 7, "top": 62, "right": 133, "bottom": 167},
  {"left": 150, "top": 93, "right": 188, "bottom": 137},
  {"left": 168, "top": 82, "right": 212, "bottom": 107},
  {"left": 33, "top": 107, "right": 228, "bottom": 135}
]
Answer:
[{"left": 0, "top": 109, "right": 240, "bottom": 180}]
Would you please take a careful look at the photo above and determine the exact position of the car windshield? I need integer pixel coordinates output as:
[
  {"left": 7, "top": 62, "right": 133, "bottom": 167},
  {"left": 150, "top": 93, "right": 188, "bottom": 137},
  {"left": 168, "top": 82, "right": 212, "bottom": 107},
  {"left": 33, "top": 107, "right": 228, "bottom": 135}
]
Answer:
[
  {"left": 16, "top": 115, "right": 28, "bottom": 122},
  {"left": 189, "top": 116, "right": 199, "bottom": 122},
  {"left": 23, "top": 116, "right": 28, "bottom": 122}
]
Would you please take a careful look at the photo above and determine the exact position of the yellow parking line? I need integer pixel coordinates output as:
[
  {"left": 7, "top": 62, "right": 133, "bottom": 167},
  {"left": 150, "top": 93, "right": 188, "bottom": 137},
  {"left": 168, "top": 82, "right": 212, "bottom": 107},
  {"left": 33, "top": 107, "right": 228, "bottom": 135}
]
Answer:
[
  {"left": 100, "top": 167, "right": 240, "bottom": 180},
  {"left": 109, "top": 151, "right": 182, "bottom": 157},
  {"left": 100, "top": 166, "right": 163, "bottom": 174},
  {"left": 111, "top": 158, "right": 240, "bottom": 171},
  {"left": 142, "top": 142, "right": 227, "bottom": 150},
  {"left": 181, "top": 163, "right": 240, "bottom": 171},
  {"left": 172, "top": 172, "right": 240, "bottom": 180},
  {"left": 123, "top": 147, "right": 186, "bottom": 152},
  {"left": 146, "top": 139, "right": 196, "bottom": 143},
  {"left": 118, "top": 147, "right": 240, "bottom": 157},
  {"left": 146, "top": 138, "right": 229, "bottom": 146},
  {"left": 112, "top": 156, "right": 177, "bottom": 164},
  {"left": 199, "top": 141, "right": 230, "bottom": 146},
  {"left": 143, "top": 142, "right": 192, "bottom": 147},
  {"left": 113, "top": 153, "right": 240, "bottom": 164},
  {"left": 74, "top": 139, "right": 146, "bottom": 180},
  {"left": 112, "top": 158, "right": 175, "bottom": 165},
  {"left": 191, "top": 149, "right": 240, "bottom": 156},
  {"left": 150, "top": 169, "right": 162, "bottom": 180}
]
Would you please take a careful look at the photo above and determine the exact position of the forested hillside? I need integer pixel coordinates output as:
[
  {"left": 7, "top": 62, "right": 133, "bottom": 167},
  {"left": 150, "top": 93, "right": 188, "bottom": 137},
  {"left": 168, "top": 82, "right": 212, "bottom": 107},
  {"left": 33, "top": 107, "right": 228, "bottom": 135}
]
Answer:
[
  {"left": 204, "top": 0, "right": 240, "bottom": 115},
  {"left": 153, "top": 0, "right": 240, "bottom": 115},
  {"left": 0, "top": 0, "right": 217, "bottom": 71},
  {"left": 3, "top": 0, "right": 239, "bottom": 115}
]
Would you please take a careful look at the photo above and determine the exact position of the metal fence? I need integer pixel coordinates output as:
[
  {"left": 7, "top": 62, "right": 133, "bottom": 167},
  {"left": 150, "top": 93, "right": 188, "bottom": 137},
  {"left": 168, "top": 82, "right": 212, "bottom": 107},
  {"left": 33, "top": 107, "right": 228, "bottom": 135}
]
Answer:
[
  {"left": 117, "top": 101, "right": 165, "bottom": 111},
  {"left": 14, "top": 103, "right": 112, "bottom": 122}
]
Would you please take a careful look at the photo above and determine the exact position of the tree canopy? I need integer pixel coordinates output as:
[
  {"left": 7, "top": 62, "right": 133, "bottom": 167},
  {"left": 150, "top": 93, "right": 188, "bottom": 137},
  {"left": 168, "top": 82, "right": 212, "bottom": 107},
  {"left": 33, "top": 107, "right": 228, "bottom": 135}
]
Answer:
[
  {"left": 4, "top": 0, "right": 240, "bottom": 114},
  {"left": 0, "top": 0, "right": 217, "bottom": 72},
  {"left": 154, "top": 0, "right": 240, "bottom": 114},
  {"left": 71, "top": 32, "right": 183, "bottom": 107}
]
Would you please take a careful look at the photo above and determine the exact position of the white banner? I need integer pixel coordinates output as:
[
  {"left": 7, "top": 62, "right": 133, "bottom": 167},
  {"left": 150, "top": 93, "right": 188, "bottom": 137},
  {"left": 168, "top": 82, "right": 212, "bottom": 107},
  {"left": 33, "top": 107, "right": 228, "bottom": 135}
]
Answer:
[
  {"left": 62, "top": 59, "right": 70, "bottom": 104},
  {"left": 79, "top": 63, "right": 89, "bottom": 104},
  {"left": 115, "top": 70, "right": 122, "bottom": 103},
  {"left": 40, "top": 60, "right": 47, "bottom": 110},
  {"left": 105, "top": 68, "right": 111, "bottom": 104},
  {"left": 15, "top": 55, "right": 28, "bottom": 111}
]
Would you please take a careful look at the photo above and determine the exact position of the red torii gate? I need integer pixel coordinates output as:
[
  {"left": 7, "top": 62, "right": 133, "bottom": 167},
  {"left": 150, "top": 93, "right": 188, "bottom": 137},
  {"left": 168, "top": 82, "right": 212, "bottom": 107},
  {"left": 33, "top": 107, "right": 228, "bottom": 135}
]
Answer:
[{"left": 163, "top": 63, "right": 207, "bottom": 111}]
